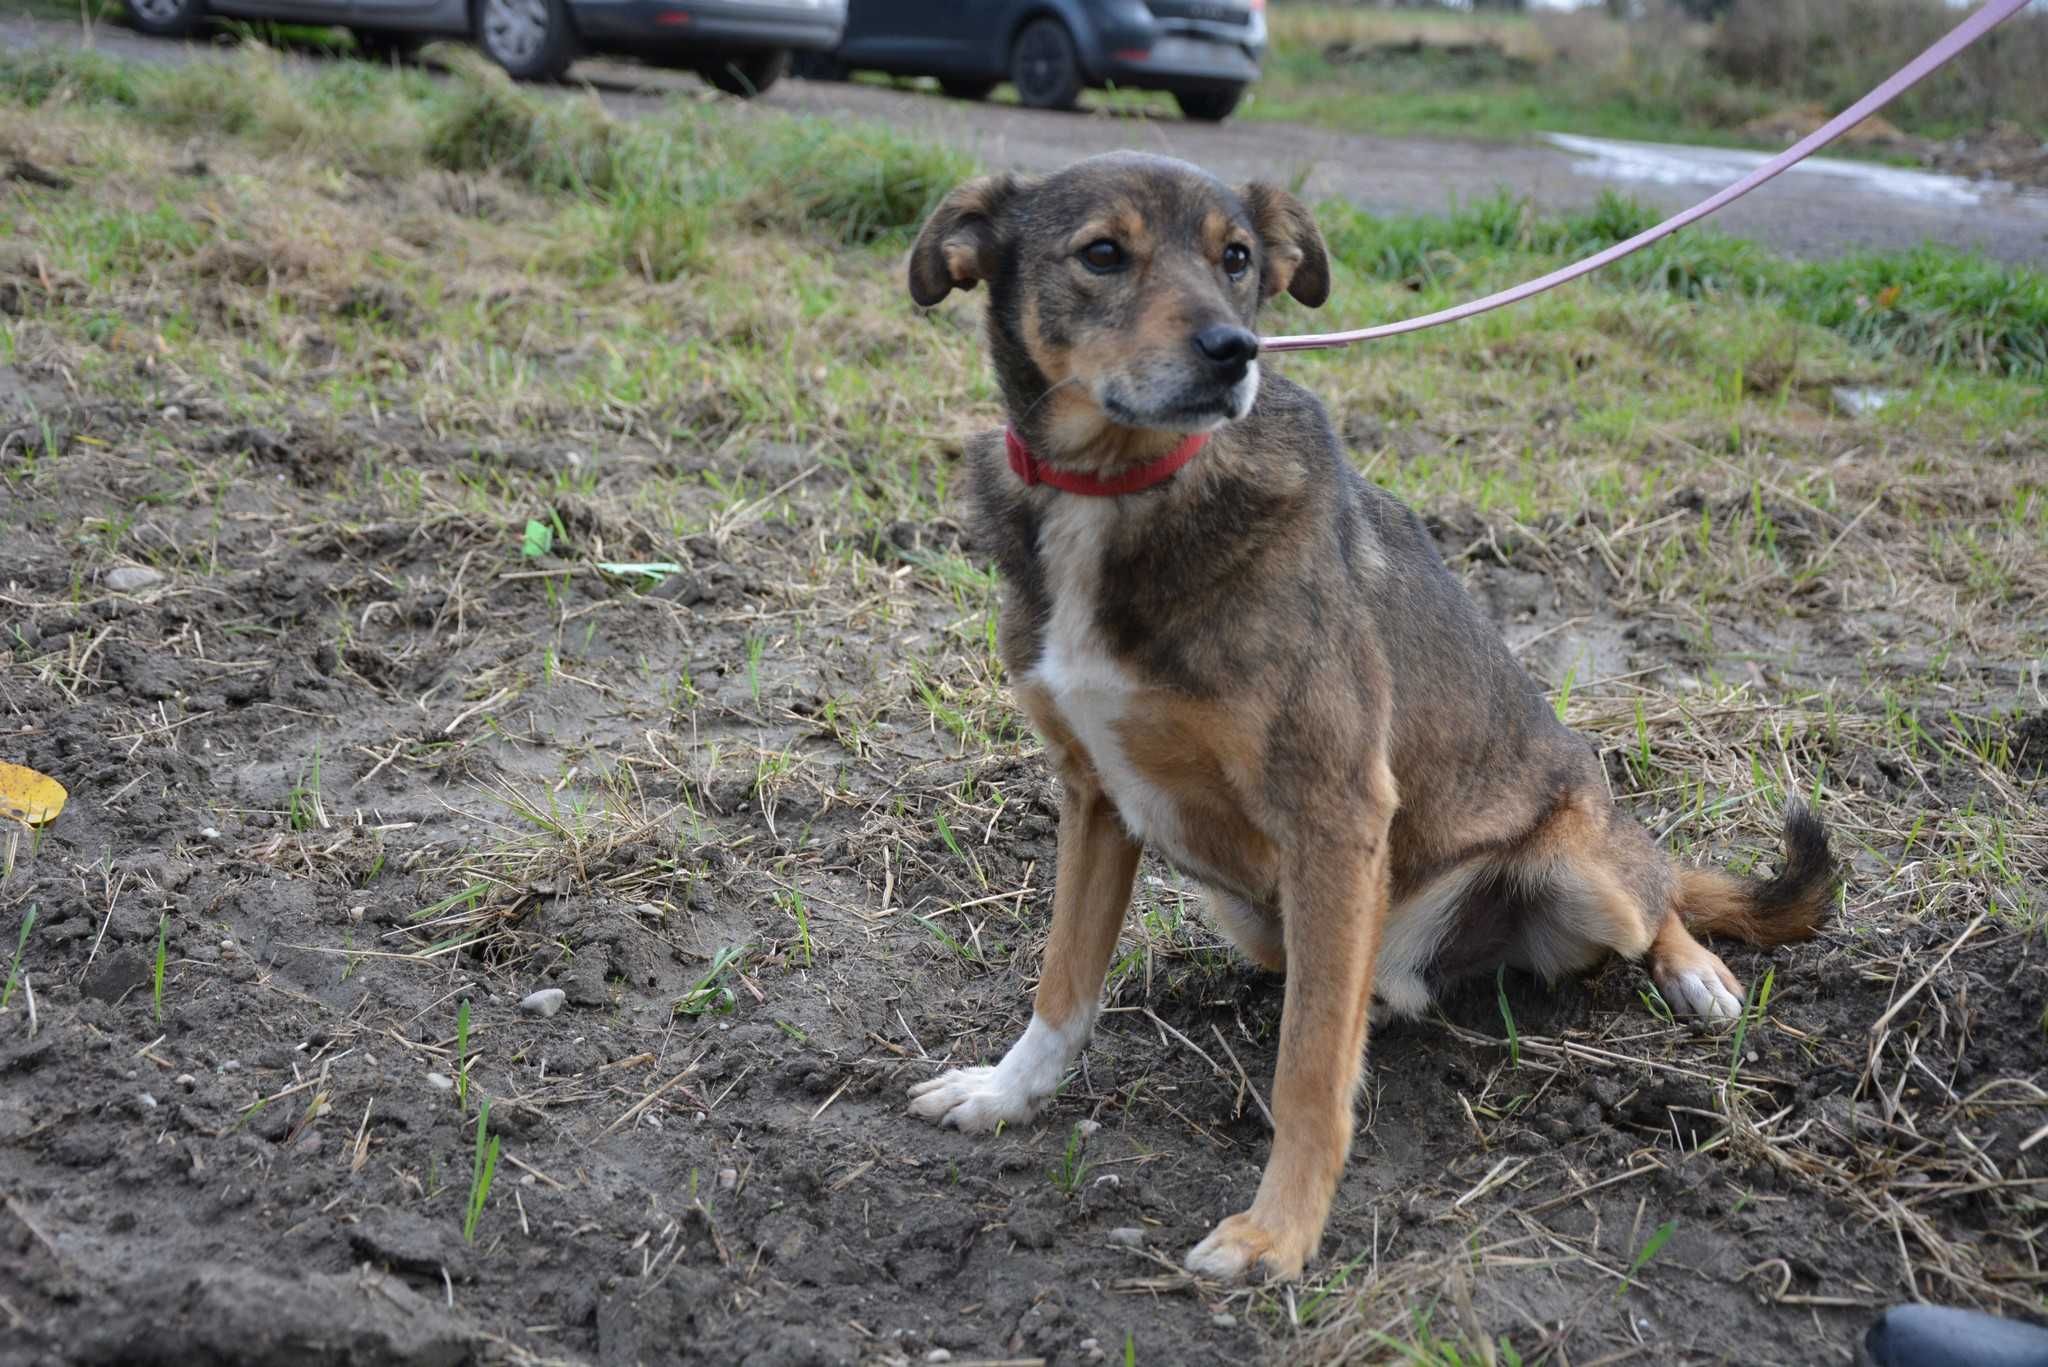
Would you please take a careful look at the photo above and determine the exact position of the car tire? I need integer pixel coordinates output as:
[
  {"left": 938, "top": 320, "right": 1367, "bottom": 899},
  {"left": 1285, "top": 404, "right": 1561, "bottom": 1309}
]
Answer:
[
  {"left": 352, "top": 28, "right": 424, "bottom": 63},
  {"left": 474, "top": 0, "right": 577, "bottom": 82},
  {"left": 1175, "top": 85, "right": 1245, "bottom": 122},
  {"left": 123, "top": 0, "right": 206, "bottom": 39},
  {"left": 701, "top": 49, "right": 788, "bottom": 97},
  {"left": 1010, "top": 18, "right": 1081, "bottom": 111},
  {"left": 938, "top": 78, "right": 996, "bottom": 102}
]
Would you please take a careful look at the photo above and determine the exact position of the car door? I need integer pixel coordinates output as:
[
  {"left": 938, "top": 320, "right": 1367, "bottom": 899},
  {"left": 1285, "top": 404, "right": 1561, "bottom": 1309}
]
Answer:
[{"left": 841, "top": 0, "right": 992, "bottom": 75}]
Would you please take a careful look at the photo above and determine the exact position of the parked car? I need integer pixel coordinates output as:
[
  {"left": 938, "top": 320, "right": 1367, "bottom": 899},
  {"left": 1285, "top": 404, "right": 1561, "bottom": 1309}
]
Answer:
[
  {"left": 802, "top": 0, "right": 1264, "bottom": 122},
  {"left": 120, "top": 0, "right": 847, "bottom": 90}
]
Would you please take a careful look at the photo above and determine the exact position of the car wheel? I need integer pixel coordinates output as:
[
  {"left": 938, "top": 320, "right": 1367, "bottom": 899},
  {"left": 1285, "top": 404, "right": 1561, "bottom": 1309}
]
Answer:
[
  {"left": 938, "top": 78, "right": 996, "bottom": 102},
  {"left": 701, "top": 49, "right": 789, "bottom": 98},
  {"left": 1175, "top": 85, "right": 1245, "bottom": 122},
  {"left": 474, "top": 0, "right": 577, "bottom": 82},
  {"left": 352, "top": 28, "right": 424, "bottom": 63},
  {"left": 1010, "top": 18, "right": 1081, "bottom": 111},
  {"left": 124, "top": 0, "right": 206, "bottom": 39}
]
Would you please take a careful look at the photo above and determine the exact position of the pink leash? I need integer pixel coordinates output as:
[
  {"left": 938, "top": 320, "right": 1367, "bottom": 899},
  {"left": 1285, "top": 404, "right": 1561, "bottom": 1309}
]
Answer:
[{"left": 1261, "top": 0, "right": 2032, "bottom": 353}]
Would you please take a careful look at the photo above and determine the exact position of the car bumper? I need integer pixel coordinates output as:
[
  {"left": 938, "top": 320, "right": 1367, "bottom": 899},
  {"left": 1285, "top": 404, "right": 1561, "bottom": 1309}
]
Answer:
[
  {"left": 569, "top": 0, "right": 845, "bottom": 52},
  {"left": 1099, "top": 32, "right": 1260, "bottom": 90}
]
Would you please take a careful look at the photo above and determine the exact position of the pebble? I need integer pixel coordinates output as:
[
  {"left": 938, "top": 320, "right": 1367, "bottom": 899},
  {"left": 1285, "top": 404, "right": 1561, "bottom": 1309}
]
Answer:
[
  {"left": 1105, "top": 1227, "right": 1146, "bottom": 1248},
  {"left": 176, "top": 1073, "right": 197, "bottom": 1090},
  {"left": 105, "top": 566, "right": 164, "bottom": 593},
  {"left": 925, "top": 1353, "right": 952, "bottom": 1364},
  {"left": 199, "top": 828, "right": 222, "bottom": 841},
  {"left": 716, "top": 1168, "right": 738, "bottom": 1192},
  {"left": 220, "top": 1060, "right": 241, "bottom": 1074},
  {"left": 1211, "top": 1313, "right": 1237, "bottom": 1329},
  {"left": 519, "top": 988, "right": 567, "bottom": 1018},
  {"left": 426, "top": 1072, "right": 455, "bottom": 1092},
  {"left": 136, "top": 1092, "right": 158, "bottom": 1110},
  {"left": 1076, "top": 1118, "right": 1101, "bottom": 1138},
  {"left": 160, "top": 405, "right": 184, "bottom": 422}
]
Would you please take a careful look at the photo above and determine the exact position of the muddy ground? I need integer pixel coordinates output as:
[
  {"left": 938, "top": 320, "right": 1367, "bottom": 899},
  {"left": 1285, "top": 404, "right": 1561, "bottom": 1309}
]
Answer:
[
  {"left": 2, "top": 50, "right": 2047, "bottom": 1365},
  {"left": 2, "top": 351, "right": 2043, "bottom": 1366}
]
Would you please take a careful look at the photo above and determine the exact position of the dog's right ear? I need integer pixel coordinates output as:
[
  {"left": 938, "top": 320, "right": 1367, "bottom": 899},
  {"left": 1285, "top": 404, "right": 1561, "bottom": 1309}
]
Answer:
[{"left": 908, "top": 175, "right": 1025, "bottom": 308}]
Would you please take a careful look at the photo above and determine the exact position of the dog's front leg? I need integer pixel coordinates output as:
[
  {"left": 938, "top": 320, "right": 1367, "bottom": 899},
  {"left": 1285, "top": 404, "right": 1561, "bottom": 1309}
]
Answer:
[
  {"left": 1186, "top": 823, "right": 1388, "bottom": 1281},
  {"left": 908, "top": 770, "right": 1140, "bottom": 1132}
]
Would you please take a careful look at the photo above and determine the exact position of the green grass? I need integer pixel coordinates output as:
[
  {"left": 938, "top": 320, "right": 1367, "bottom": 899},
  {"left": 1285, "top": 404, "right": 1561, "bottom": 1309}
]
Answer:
[
  {"left": 464, "top": 1097, "right": 500, "bottom": 1244},
  {"left": 674, "top": 944, "right": 744, "bottom": 1017},
  {"left": 151, "top": 911, "right": 167, "bottom": 1023},
  {"left": 1314, "top": 190, "right": 2048, "bottom": 378},
  {"left": 1049, "top": 1122, "right": 1090, "bottom": 1195},
  {"left": 454, "top": 997, "right": 473, "bottom": 1112},
  {"left": 1, "top": 906, "right": 36, "bottom": 1011}
]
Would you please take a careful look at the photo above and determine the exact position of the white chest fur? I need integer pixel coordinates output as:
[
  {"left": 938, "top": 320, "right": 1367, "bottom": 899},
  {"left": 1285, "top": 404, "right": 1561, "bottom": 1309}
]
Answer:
[{"left": 1027, "top": 500, "right": 1184, "bottom": 851}]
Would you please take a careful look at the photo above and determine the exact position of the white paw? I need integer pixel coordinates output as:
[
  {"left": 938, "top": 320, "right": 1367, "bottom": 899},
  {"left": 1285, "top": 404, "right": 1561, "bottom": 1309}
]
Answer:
[
  {"left": 1184, "top": 1228, "right": 1257, "bottom": 1281},
  {"left": 1657, "top": 966, "right": 1744, "bottom": 1023},
  {"left": 906, "top": 1066, "right": 1042, "bottom": 1133}
]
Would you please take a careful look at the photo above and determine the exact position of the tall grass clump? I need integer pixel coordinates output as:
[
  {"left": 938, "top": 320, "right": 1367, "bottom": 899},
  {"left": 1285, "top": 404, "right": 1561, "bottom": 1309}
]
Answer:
[
  {"left": 732, "top": 118, "right": 977, "bottom": 246},
  {"left": 1787, "top": 245, "right": 2048, "bottom": 377},
  {"left": 421, "top": 47, "right": 621, "bottom": 194},
  {"left": 1709, "top": 0, "right": 2048, "bottom": 136},
  {"left": 0, "top": 47, "right": 140, "bottom": 109}
]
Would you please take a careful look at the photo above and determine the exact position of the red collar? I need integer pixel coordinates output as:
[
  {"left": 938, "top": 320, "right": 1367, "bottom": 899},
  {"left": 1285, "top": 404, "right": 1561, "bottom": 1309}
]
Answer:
[{"left": 1004, "top": 427, "right": 1206, "bottom": 496}]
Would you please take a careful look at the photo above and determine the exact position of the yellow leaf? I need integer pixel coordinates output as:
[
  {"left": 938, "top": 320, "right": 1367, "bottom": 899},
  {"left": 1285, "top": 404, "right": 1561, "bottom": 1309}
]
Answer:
[
  {"left": 0, "top": 762, "right": 67, "bottom": 827},
  {"left": 1875, "top": 283, "right": 1902, "bottom": 310}
]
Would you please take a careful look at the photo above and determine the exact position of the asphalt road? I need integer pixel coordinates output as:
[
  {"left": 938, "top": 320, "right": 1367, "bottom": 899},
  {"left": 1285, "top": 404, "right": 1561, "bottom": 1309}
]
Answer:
[{"left": 6, "top": 14, "right": 2047, "bottom": 265}]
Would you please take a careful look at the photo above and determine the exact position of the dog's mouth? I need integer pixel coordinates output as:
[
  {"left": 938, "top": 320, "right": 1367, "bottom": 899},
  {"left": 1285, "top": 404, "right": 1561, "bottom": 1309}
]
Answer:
[{"left": 1097, "top": 363, "right": 1260, "bottom": 433}]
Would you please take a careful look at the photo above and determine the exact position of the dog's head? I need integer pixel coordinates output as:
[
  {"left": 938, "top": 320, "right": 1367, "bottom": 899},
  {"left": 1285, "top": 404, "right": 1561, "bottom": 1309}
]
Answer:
[{"left": 909, "top": 153, "right": 1328, "bottom": 451}]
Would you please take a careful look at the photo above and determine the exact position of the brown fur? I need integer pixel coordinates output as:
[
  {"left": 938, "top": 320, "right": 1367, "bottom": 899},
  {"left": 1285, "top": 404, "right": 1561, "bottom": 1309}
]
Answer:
[{"left": 904, "top": 152, "right": 1840, "bottom": 1284}]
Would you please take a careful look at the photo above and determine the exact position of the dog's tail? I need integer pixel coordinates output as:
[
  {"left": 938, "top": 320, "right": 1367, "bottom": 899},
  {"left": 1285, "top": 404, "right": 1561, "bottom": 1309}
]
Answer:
[{"left": 1674, "top": 802, "right": 1838, "bottom": 946}]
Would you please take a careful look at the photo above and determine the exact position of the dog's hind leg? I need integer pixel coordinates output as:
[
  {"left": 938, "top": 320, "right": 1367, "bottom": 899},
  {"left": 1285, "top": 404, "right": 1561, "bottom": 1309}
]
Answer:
[{"left": 909, "top": 741, "right": 1140, "bottom": 1133}]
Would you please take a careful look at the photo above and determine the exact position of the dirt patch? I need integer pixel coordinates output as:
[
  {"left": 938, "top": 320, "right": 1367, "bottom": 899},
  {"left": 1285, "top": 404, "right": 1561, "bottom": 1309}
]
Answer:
[{"left": 3, "top": 351, "right": 2044, "bottom": 1367}]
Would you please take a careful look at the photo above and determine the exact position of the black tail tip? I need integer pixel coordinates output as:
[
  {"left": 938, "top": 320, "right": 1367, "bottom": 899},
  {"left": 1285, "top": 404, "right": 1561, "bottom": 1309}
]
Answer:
[{"left": 1764, "top": 800, "right": 1839, "bottom": 920}]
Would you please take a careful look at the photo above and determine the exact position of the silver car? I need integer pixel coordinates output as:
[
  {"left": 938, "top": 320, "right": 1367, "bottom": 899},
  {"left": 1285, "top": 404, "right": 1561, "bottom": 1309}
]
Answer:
[{"left": 122, "top": 0, "right": 847, "bottom": 90}]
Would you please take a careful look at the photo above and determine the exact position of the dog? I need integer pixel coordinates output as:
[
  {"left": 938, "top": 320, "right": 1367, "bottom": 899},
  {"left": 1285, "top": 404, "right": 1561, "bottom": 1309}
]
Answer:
[{"left": 902, "top": 152, "right": 1837, "bottom": 1283}]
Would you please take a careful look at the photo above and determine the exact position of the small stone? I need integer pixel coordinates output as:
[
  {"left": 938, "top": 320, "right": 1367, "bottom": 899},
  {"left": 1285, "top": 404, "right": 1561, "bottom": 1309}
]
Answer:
[
  {"left": 925, "top": 1353, "right": 952, "bottom": 1364},
  {"left": 176, "top": 1073, "right": 197, "bottom": 1090},
  {"left": 1105, "top": 1227, "right": 1145, "bottom": 1248},
  {"left": 426, "top": 1072, "right": 455, "bottom": 1092},
  {"left": 161, "top": 405, "right": 184, "bottom": 422},
  {"left": 105, "top": 567, "right": 164, "bottom": 593},
  {"left": 1076, "top": 1118, "right": 1101, "bottom": 1138},
  {"left": 1211, "top": 1313, "right": 1237, "bottom": 1329},
  {"left": 716, "top": 1167, "right": 738, "bottom": 1191},
  {"left": 220, "top": 1060, "right": 241, "bottom": 1074},
  {"left": 199, "top": 828, "right": 222, "bottom": 841},
  {"left": 519, "top": 988, "right": 567, "bottom": 1018},
  {"left": 136, "top": 1092, "right": 158, "bottom": 1110}
]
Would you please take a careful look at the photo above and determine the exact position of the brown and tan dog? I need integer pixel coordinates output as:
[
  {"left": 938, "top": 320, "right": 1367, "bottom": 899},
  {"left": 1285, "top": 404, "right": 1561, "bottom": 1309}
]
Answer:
[{"left": 903, "top": 152, "right": 1836, "bottom": 1282}]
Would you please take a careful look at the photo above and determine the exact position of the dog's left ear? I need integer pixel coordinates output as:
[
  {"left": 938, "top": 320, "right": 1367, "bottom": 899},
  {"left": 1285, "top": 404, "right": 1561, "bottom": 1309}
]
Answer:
[
  {"left": 908, "top": 174, "right": 1026, "bottom": 308},
  {"left": 1239, "top": 183, "right": 1330, "bottom": 308}
]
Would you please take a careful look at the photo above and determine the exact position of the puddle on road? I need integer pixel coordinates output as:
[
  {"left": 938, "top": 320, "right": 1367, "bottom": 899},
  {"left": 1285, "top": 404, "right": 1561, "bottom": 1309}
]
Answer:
[{"left": 1542, "top": 131, "right": 2047, "bottom": 210}]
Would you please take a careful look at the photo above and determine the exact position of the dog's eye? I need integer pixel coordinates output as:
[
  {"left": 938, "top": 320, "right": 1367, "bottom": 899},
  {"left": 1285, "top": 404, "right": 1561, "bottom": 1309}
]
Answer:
[
  {"left": 1223, "top": 243, "right": 1252, "bottom": 279},
  {"left": 1079, "top": 240, "right": 1125, "bottom": 274}
]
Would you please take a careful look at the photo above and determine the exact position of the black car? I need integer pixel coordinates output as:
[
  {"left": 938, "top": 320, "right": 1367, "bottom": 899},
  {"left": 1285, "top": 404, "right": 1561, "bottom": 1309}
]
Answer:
[{"left": 806, "top": 0, "right": 1265, "bottom": 122}]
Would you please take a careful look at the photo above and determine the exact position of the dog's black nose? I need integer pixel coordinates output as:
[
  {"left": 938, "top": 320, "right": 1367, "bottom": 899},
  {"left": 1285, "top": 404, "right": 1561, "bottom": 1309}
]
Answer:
[{"left": 1191, "top": 325, "right": 1260, "bottom": 372}]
